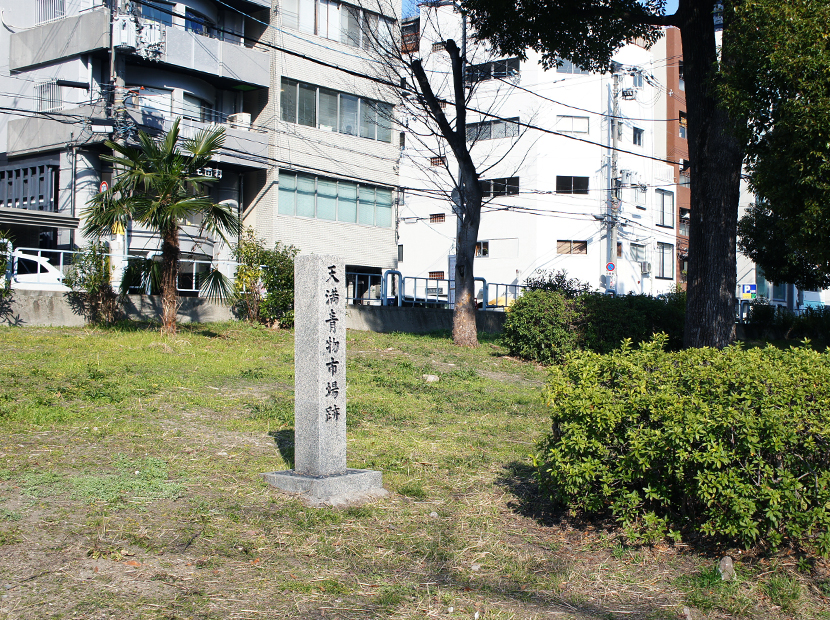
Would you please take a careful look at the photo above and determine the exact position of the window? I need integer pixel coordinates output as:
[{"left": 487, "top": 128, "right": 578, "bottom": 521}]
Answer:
[
  {"left": 278, "top": 171, "right": 393, "bottom": 227},
  {"left": 756, "top": 266, "right": 768, "bottom": 298},
  {"left": 617, "top": 242, "right": 622, "bottom": 258},
  {"left": 36, "top": 0, "right": 64, "bottom": 24},
  {"left": 429, "top": 213, "right": 445, "bottom": 223},
  {"left": 555, "top": 116, "right": 589, "bottom": 133},
  {"left": 282, "top": 0, "right": 392, "bottom": 49},
  {"left": 465, "top": 118, "right": 520, "bottom": 142},
  {"left": 398, "top": 244, "right": 404, "bottom": 262},
  {"left": 35, "top": 81, "right": 61, "bottom": 113},
  {"left": 634, "top": 185, "right": 647, "bottom": 209},
  {"left": 280, "top": 78, "right": 393, "bottom": 142},
  {"left": 678, "top": 61, "right": 685, "bottom": 91},
  {"left": 185, "top": 8, "right": 215, "bottom": 36},
  {"left": 555, "top": 58, "right": 589, "bottom": 74},
  {"left": 430, "top": 156, "right": 446, "bottom": 167},
  {"left": 479, "top": 177, "right": 519, "bottom": 197},
  {"left": 679, "top": 169, "right": 691, "bottom": 187},
  {"left": 432, "top": 41, "right": 446, "bottom": 52},
  {"left": 772, "top": 282, "right": 787, "bottom": 301},
  {"left": 141, "top": 1, "right": 173, "bottom": 26},
  {"left": 557, "top": 240, "right": 588, "bottom": 255},
  {"left": 630, "top": 243, "right": 646, "bottom": 262},
  {"left": 656, "top": 242, "right": 674, "bottom": 279},
  {"left": 679, "top": 111, "right": 687, "bottom": 139},
  {"left": 475, "top": 241, "right": 489, "bottom": 257},
  {"left": 556, "top": 176, "right": 589, "bottom": 195},
  {"left": 633, "top": 127, "right": 644, "bottom": 146},
  {"left": 429, "top": 271, "right": 445, "bottom": 280},
  {"left": 182, "top": 93, "right": 209, "bottom": 122},
  {"left": 465, "top": 58, "right": 520, "bottom": 83},
  {"left": 632, "top": 72, "right": 644, "bottom": 88},
  {"left": 679, "top": 208, "right": 690, "bottom": 236},
  {"left": 656, "top": 190, "right": 674, "bottom": 228}
]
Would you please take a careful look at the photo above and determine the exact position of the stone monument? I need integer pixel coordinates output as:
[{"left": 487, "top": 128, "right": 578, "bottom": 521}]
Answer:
[{"left": 263, "top": 255, "right": 388, "bottom": 506}]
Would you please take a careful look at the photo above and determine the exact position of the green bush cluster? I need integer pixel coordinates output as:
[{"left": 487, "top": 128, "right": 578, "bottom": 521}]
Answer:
[
  {"left": 501, "top": 289, "right": 685, "bottom": 363},
  {"left": 536, "top": 335, "right": 830, "bottom": 553},
  {"left": 233, "top": 229, "right": 298, "bottom": 328}
]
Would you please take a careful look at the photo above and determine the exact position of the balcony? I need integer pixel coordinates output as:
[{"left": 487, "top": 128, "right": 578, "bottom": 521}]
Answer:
[
  {"left": 7, "top": 102, "right": 109, "bottom": 157},
  {"left": 138, "top": 20, "right": 269, "bottom": 88},
  {"left": 10, "top": 7, "right": 110, "bottom": 71},
  {"left": 127, "top": 109, "right": 269, "bottom": 170}
]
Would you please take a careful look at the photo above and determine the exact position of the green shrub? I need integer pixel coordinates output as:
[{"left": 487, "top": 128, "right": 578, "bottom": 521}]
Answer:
[
  {"left": 536, "top": 335, "right": 830, "bottom": 553},
  {"left": 501, "top": 290, "right": 580, "bottom": 364},
  {"left": 524, "top": 269, "right": 593, "bottom": 298},
  {"left": 64, "top": 241, "right": 119, "bottom": 324},
  {"left": 502, "top": 289, "right": 685, "bottom": 363},
  {"left": 581, "top": 290, "right": 685, "bottom": 353},
  {"left": 233, "top": 228, "right": 298, "bottom": 327}
]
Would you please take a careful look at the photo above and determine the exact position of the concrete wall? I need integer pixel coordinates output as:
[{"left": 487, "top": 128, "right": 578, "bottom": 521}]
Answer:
[{"left": 3, "top": 291, "right": 507, "bottom": 334}]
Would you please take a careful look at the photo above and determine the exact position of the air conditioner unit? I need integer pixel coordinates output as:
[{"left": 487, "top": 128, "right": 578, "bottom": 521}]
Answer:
[
  {"left": 621, "top": 88, "right": 636, "bottom": 100},
  {"left": 227, "top": 112, "right": 251, "bottom": 129},
  {"left": 640, "top": 261, "right": 652, "bottom": 274}
]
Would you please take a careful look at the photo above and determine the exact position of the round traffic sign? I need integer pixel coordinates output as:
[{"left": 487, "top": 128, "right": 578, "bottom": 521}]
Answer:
[
  {"left": 606, "top": 262, "right": 616, "bottom": 272},
  {"left": 99, "top": 180, "right": 109, "bottom": 193}
]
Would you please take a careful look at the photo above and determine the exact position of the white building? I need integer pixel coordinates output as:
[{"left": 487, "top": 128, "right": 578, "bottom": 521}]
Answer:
[{"left": 398, "top": 4, "right": 679, "bottom": 304}]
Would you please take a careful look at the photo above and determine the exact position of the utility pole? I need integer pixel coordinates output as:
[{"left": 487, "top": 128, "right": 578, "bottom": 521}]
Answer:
[
  {"left": 108, "top": 0, "right": 130, "bottom": 289},
  {"left": 605, "top": 65, "right": 621, "bottom": 295}
]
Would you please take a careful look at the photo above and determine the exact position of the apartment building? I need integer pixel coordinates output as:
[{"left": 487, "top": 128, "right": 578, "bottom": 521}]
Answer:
[
  {"left": 397, "top": 4, "right": 678, "bottom": 302},
  {"left": 0, "top": 0, "right": 272, "bottom": 278},
  {"left": 0, "top": 0, "right": 401, "bottom": 294}
]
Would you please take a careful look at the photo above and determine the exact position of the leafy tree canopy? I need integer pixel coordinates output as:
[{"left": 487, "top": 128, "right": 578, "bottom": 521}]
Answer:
[
  {"left": 462, "top": 0, "right": 668, "bottom": 72},
  {"left": 724, "top": 0, "right": 830, "bottom": 289}
]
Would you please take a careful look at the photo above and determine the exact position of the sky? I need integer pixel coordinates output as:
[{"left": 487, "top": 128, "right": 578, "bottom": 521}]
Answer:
[{"left": 404, "top": 0, "right": 681, "bottom": 20}]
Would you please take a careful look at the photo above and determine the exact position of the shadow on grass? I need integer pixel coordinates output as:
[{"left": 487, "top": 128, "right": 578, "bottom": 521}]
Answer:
[{"left": 269, "top": 429, "right": 294, "bottom": 469}]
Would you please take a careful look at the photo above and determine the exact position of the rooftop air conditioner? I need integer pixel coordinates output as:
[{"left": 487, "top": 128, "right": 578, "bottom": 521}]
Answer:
[
  {"left": 227, "top": 112, "right": 251, "bottom": 129},
  {"left": 640, "top": 261, "right": 652, "bottom": 274}
]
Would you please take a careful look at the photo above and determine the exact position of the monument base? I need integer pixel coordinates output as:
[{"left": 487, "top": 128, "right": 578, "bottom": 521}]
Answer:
[{"left": 262, "top": 468, "right": 388, "bottom": 507}]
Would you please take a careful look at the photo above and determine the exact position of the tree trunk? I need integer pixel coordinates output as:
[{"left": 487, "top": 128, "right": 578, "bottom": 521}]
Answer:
[
  {"left": 453, "top": 207, "right": 480, "bottom": 346},
  {"left": 679, "top": 0, "right": 744, "bottom": 348},
  {"left": 160, "top": 229, "right": 180, "bottom": 336}
]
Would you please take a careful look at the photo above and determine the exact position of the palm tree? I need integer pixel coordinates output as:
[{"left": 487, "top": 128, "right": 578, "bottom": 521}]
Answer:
[{"left": 83, "top": 119, "right": 241, "bottom": 335}]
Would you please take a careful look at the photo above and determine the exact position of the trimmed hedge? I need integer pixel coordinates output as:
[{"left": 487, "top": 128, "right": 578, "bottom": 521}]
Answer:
[
  {"left": 537, "top": 335, "right": 830, "bottom": 553},
  {"left": 502, "top": 289, "right": 685, "bottom": 362}
]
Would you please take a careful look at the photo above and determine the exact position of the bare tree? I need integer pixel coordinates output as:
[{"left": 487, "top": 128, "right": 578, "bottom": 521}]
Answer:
[{"left": 367, "top": 1, "right": 532, "bottom": 347}]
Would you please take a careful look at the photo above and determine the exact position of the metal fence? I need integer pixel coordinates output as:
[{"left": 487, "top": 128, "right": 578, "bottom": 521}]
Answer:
[{"left": 5, "top": 247, "right": 527, "bottom": 310}]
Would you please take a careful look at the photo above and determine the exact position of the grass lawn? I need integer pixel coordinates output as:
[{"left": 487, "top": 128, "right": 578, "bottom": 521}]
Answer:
[{"left": 0, "top": 323, "right": 828, "bottom": 619}]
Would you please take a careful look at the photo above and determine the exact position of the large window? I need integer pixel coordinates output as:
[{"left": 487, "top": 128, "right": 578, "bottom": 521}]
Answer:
[
  {"left": 282, "top": 0, "right": 393, "bottom": 49},
  {"left": 556, "top": 176, "right": 589, "bottom": 195},
  {"left": 656, "top": 190, "right": 674, "bottom": 228},
  {"left": 141, "top": 1, "right": 173, "bottom": 26},
  {"left": 630, "top": 243, "right": 646, "bottom": 262},
  {"left": 278, "top": 171, "right": 393, "bottom": 228},
  {"left": 556, "top": 58, "right": 589, "bottom": 74},
  {"left": 679, "top": 111, "right": 687, "bottom": 139},
  {"left": 465, "top": 118, "right": 520, "bottom": 142},
  {"left": 281, "top": 78, "right": 392, "bottom": 142},
  {"left": 555, "top": 116, "right": 589, "bottom": 133},
  {"left": 465, "top": 58, "right": 520, "bottom": 83},
  {"left": 557, "top": 240, "right": 588, "bottom": 255},
  {"left": 479, "top": 177, "right": 519, "bottom": 197},
  {"left": 656, "top": 242, "right": 674, "bottom": 279},
  {"left": 185, "top": 8, "right": 215, "bottom": 36},
  {"left": 633, "top": 127, "right": 644, "bottom": 146}
]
